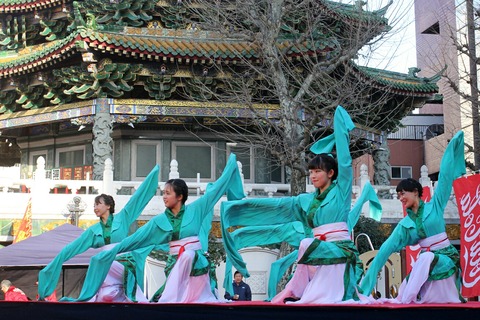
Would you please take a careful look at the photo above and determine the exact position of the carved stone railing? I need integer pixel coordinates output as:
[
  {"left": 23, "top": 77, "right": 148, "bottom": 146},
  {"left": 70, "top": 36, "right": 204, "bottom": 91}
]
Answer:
[{"left": 0, "top": 156, "right": 460, "bottom": 242}]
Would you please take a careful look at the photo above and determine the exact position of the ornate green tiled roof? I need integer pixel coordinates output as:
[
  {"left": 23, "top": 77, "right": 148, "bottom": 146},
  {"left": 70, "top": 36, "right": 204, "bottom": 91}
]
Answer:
[
  {"left": 0, "top": 0, "right": 64, "bottom": 12},
  {"left": 78, "top": 27, "right": 334, "bottom": 62},
  {"left": 320, "top": 0, "right": 390, "bottom": 26},
  {"left": 0, "top": 27, "right": 440, "bottom": 98},
  {"left": 353, "top": 64, "right": 440, "bottom": 97},
  {"left": 0, "top": 33, "right": 76, "bottom": 77}
]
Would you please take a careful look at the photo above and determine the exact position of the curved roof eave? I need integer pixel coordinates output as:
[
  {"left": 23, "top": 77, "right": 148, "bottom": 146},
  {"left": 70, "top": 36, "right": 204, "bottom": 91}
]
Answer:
[{"left": 0, "top": 33, "right": 78, "bottom": 78}]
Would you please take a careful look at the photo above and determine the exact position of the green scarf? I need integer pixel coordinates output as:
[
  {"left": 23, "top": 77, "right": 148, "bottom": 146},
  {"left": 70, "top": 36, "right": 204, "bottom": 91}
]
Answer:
[
  {"left": 165, "top": 205, "right": 185, "bottom": 241},
  {"left": 307, "top": 183, "right": 335, "bottom": 228},
  {"left": 100, "top": 214, "right": 114, "bottom": 245},
  {"left": 407, "top": 200, "right": 426, "bottom": 239}
]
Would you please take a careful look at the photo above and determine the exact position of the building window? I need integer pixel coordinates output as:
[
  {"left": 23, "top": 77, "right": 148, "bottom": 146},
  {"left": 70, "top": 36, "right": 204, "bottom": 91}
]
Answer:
[
  {"left": 391, "top": 166, "right": 412, "bottom": 179},
  {"left": 228, "top": 144, "right": 252, "bottom": 182},
  {"left": 270, "top": 164, "right": 284, "bottom": 183},
  {"left": 132, "top": 141, "right": 161, "bottom": 180},
  {"left": 172, "top": 142, "right": 214, "bottom": 180},
  {"left": 30, "top": 150, "right": 48, "bottom": 169},
  {"left": 422, "top": 21, "right": 440, "bottom": 34},
  {"left": 56, "top": 146, "right": 85, "bottom": 168}
]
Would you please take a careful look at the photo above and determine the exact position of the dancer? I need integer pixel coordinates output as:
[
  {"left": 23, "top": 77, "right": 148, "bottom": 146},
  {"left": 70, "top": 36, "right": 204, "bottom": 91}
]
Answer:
[
  {"left": 38, "top": 165, "right": 159, "bottom": 301},
  {"left": 61, "top": 153, "right": 245, "bottom": 303},
  {"left": 221, "top": 106, "right": 381, "bottom": 304},
  {"left": 359, "top": 131, "right": 466, "bottom": 304}
]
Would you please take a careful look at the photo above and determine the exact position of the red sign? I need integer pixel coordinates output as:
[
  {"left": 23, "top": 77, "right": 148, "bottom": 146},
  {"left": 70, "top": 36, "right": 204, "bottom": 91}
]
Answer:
[
  {"left": 404, "top": 186, "right": 432, "bottom": 274},
  {"left": 453, "top": 174, "right": 480, "bottom": 297}
]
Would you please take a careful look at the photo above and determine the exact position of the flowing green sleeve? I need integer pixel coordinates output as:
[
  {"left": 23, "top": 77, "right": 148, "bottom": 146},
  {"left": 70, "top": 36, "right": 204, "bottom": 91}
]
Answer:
[
  {"left": 111, "top": 165, "right": 159, "bottom": 242},
  {"left": 348, "top": 181, "right": 382, "bottom": 231},
  {"left": 430, "top": 131, "right": 466, "bottom": 220},
  {"left": 359, "top": 221, "right": 416, "bottom": 295},
  {"left": 221, "top": 197, "right": 305, "bottom": 279},
  {"left": 310, "top": 106, "right": 354, "bottom": 203},
  {"left": 333, "top": 106, "right": 354, "bottom": 202},
  {"left": 38, "top": 228, "right": 97, "bottom": 299},
  {"left": 61, "top": 216, "right": 171, "bottom": 302},
  {"left": 188, "top": 153, "right": 244, "bottom": 225},
  {"left": 267, "top": 250, "right": 298, "bottom": 301},
  {"left": 222, "top": 220, "right": 307, "bottom": 297},
  {"left": 229, "top": 222, "right": 307, "bottom": 249}
]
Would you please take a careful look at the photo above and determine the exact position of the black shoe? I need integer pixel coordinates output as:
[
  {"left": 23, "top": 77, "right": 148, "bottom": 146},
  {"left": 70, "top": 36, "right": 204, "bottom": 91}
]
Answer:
[{"left": 283, "top": 297, "right": 300, "bottom": 303}]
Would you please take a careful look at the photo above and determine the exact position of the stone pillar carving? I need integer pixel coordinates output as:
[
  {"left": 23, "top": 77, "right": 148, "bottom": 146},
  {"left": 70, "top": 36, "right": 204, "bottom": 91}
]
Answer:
[
  {"left": 169, "top": 159, "right": 179, "bottom": 179},
  {"left": 103, "top": 158, "right": 114, "bottom": 195},
  {"left": 92, "top": 99, "right": 113, "bottom": 180},
  {"left": 419, "top": 165, "right": 432, "bottom": 188},
  {"left": 373, "top": 140, "right": 391, "bottom": 198}
]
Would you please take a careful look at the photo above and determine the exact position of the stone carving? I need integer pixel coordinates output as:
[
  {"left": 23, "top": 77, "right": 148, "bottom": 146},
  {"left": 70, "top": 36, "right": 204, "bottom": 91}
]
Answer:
[
  {"left": 92, "top": 102, "right": 113, "bottom": 180},
  {"left": 373, "top": 141, "right": 391, "bottom": 199},
  {"left": 247, "top": 271, "right": 267, "bottom": 295}
]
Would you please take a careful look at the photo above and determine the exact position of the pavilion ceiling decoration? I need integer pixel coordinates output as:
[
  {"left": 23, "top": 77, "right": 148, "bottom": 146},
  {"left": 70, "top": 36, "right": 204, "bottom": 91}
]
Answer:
[
  {"left": 157, "top": 2, "right": 188, "bottom": 29},
  {"left": 0, "top": 15, "right": 40, "bottom": 50},
  {"left": 76, "top": 0, "right": 155, "bottom": 27},
  {"left": 144, "top": 75, "right": 178, "bottom": 100},
  {"left": 0, "top": 91, "right": 17, "bottom": 114},
  {"left": 183, "top": 76, "right": 218, "bottom": 101},
  {"left": 56, "top": 59, "right": 142, "bottom": 99},
  {"left": 71, "top": 116, "right": 94, "bottom": 126},
  {"left": 39, "top": 14, "right": 73, "bottom": 42},
  {"left": 15, "top": 83, "right": 45, "bottom": 110},
  {"left": 44, "top": 75, "right": 74, "bottom": 105}
]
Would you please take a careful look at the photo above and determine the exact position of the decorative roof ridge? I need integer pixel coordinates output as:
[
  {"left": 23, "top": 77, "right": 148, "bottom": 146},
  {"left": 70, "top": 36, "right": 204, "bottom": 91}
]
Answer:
[
  {"left": 350, "top": 62, "right": 439, "bottom": 95},
  {"left": 0, "top": 0, "right": 64, "bottom": 12},
  {"left": 373, "top": 0, "right": 393, "bottom": 16},
  {"left": 77, "top": 25, "right": 333, "bottom": 62},
  {"left": 92, "top": 26, "right": 251, "bottom": 44},
  {"left": 0, "top": 32, "right": 78, "bottom": 72},
  {"left": 319, "top": 0, "right": 389, "bottom": 24},
  {"left": 355, "top": 64, "right": 441, "bottom": 84}
]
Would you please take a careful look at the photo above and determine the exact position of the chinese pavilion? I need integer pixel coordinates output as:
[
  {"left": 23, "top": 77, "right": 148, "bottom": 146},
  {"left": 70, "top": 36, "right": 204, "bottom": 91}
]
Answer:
[{"left": 0, "top": 0, "right": 441, "bottom": 185}]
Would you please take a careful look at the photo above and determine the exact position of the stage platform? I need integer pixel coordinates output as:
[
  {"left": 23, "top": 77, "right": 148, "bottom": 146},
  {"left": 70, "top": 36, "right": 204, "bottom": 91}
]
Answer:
[{"left": 1, "top": 301, "right": 480, "bottom": 320}]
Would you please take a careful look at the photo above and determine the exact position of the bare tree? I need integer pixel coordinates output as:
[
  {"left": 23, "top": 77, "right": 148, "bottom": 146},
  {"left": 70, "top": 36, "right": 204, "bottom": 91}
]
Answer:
[{"left": 180, "top": 0, "right": 418, "bottom": 194}]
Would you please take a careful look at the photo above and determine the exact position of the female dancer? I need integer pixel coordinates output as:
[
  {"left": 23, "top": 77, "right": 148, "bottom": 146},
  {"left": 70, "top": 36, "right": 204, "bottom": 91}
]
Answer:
[
  {"left": 360, "top": 131, "right": 466, "bottom": 303},
  {"left": 61, "top": 153, "right": 244, "bottom": 303},
  {"left": 221, "top": 106, "right": 381, "bottom": 304},
  {"left": 38, "top": 165, "right": 159, "bottom": 301}
]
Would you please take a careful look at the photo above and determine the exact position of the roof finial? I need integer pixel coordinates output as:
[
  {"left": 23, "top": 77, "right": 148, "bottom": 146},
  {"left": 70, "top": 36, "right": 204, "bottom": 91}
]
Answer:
[{"left": 355, "top": 0, "right": 366, "bottom": 10}]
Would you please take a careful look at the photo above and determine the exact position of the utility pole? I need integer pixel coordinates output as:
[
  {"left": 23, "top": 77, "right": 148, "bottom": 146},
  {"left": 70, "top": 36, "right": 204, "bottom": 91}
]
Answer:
[{"left": 466, "top": 0, "right": 480, "bottom": 169}]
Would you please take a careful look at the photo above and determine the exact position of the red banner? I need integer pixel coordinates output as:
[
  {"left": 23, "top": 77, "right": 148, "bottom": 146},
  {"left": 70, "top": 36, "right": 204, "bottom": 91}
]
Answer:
[
  {"left": 404, "top": 186, "right": 432, "bottom": 274},
  {"left": 13, "top": 198, "right": 32, "bottom": 243},
  {"left": 453, "top": 174, "right": 480, "bottom": 297}
]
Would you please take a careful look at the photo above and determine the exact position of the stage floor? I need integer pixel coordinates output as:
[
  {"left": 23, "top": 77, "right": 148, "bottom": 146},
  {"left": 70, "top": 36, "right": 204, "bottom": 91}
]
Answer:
[{"left": 1, "top": 300, "right": 480, "bottom": 320}]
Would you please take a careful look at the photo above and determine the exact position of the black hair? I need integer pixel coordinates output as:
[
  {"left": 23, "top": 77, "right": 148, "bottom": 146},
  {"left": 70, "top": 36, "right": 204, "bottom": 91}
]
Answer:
[
  {"left": 94, "top": 194, "right": 115, "bottom": 214},
  {"left": 234, "top": 271, "right": 242, "bottom": 277},
  {"left": 396, "top": 178, "right": 423, "bottom": 198},
  {"left": 165, "top": 179, "right": 189, "bottom": 204},
  {"left": 307, "top": 153, "right": 338, "bottom": 181}
]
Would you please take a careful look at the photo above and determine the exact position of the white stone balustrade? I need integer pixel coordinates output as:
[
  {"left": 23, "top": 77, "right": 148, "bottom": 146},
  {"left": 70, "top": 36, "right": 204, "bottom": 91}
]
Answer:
[{"left": 0, "top": 156, "right": 460, "bottom": 242}]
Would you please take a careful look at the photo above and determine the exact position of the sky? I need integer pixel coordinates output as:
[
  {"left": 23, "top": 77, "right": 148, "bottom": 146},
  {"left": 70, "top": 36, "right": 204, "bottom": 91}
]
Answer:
[{"left": 352, "top": 0, "right": 417, "bottom": 73}]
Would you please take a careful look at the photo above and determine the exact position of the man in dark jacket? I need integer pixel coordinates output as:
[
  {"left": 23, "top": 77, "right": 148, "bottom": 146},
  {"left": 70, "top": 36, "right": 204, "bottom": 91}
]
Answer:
[{"left": 224, "top": 271, "right": 252, "bottom": 301}]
